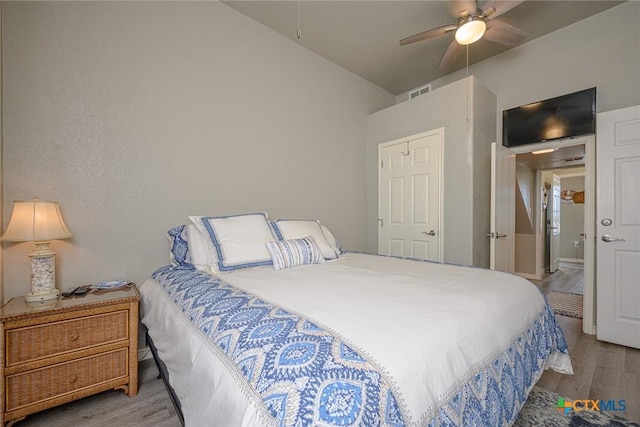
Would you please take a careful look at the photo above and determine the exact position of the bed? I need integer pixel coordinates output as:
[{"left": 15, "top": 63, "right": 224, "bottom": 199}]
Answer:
[{"left": 140, "top": 214, "right": 573, "bottom": 426}]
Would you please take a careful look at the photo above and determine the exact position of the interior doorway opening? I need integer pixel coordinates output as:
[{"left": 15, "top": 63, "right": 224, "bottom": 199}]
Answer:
[
  {"left": 536, "top": 168, "right": 586, "bottom": 295},
  {"left": 506, "top": 136, "right": 595, "bottom": 335},
  {"left": 512, "top": 145, "right": 586, "bottom": 280}
]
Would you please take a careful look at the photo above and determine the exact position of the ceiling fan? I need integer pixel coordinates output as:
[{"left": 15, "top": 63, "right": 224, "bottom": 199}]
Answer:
[{"left": 400, "top": 0, "right": 526, "bottom": 69}]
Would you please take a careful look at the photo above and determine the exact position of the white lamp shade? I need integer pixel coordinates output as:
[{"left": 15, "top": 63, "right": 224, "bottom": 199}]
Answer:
[
  {"left": 455, "top": 19, "right": 486, "bottom": 45},
  {"left": 2, "top": 199, "right": 72, "bottom": 242}
]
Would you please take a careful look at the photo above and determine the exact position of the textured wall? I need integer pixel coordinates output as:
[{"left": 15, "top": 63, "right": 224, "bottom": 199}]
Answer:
[{"left": 1, "top": 1, "right": 394, "bottom": 301}]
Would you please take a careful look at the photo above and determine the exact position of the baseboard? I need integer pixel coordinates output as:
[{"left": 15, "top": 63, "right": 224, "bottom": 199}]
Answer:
[{"left": 559, "top": 258, "right": 584, "bottom": 263}]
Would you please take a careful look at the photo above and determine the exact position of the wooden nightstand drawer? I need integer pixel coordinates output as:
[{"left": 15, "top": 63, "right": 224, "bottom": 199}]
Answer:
[
  {"left": 5, "top": 311, "right": 129, "bottom": 366},
  {"left": 1, "top": 286, "right": 139, "bottom": 425},
  {"left": 5, "top": 348, "right": 128, "bottom": 411}
]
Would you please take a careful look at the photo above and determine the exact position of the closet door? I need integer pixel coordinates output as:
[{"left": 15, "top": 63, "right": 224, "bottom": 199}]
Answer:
[{"left": 378, "top": 129, "right": 443, "bottom": 262}]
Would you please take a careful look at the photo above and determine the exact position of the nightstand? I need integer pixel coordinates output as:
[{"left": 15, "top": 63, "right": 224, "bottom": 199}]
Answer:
[{"left": 0, "top": 284, "right": 139, "bottom": 426}]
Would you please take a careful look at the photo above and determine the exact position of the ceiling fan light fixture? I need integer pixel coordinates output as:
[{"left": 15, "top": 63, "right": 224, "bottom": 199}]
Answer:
[{"left": 455, "top": 17, "right": 486, "bottom": 45}]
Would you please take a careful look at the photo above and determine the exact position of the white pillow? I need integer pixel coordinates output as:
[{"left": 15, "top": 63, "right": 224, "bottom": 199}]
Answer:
[
  {"left": 320, "top": 224, "right": 342, "bottom": 255},
  {"left": 265, "top": 236, "right": 324, "bottom": 270},
  {"left": 186, "top": 224, "right": 219, "bottom": 273},
  {"left": 271, "top": 219, "right": 338, "bottom": 260},
  {"left": 190, "top": 213, "right": 275, "bottom": 271}
]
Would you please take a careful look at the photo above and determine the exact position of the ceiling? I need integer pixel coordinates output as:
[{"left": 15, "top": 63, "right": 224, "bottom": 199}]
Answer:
[
  {"left": 223, "top": 1, "right": 623, "bottom": 95},
  {"left": 516, "top": 144, "right": 585, "bottom": 170}
]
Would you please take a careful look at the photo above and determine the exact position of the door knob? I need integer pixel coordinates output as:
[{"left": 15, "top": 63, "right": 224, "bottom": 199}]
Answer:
[
  {"left": 422, "top": 230, "right": 437, "bottom": 236},
  {"left": 601, "top": 235, "right": 625, "bottom": 243}
]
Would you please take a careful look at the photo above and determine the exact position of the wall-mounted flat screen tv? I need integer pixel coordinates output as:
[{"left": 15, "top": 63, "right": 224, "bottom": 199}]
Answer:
[{"left": 502, "top": 87, "right": 596, "bottom": 147}]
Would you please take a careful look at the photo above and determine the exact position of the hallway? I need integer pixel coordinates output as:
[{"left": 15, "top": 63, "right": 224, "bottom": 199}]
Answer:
[{"left": 529, "top": 261, "right": 584, "bottom": 295}]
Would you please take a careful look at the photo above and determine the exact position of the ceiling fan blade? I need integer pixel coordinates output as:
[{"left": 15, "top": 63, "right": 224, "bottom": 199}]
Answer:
[
  {"left": 438, "top": 39, "right": 463, "bottom": 69},
  {"left": 483, "top": 20, "right": 526, "bottom": 46},
  {"left": 448, "top": 0, "right": 478, "bottom": 18},
  {"left": 400, "top": 24, "right": 457, "bottom": 46},
  {"left": 482, "top": 0, "right": 525, "bottom": 19}
]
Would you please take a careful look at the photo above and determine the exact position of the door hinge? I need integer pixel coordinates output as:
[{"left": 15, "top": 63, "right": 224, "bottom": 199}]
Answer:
[{"left": 380, "top": 160, "right": 384, "bottom": 169}]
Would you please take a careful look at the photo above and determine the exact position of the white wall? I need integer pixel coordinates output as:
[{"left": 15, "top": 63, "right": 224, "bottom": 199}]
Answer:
[
  {"left": 560, "top": 176, "right": 585, "bottom": 260},
  {"left": 406, "top": 1, "right": 640, "bottom": 123},
  {"left": 1, "top": 1, "right": 394, "bottom": 301}
]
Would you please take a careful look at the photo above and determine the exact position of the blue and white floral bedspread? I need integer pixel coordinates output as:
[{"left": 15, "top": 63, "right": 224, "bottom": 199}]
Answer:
[
  {"left": 153, "top": 265, "right": 404, "bottom": 426},
  {"left": 151, "top": 263, "right": 570, "bottom": 426}
]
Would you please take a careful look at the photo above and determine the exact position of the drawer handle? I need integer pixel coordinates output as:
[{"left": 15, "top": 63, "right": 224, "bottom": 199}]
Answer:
[
  {"left": 69, "top": 331, "right": 80, "bottom": 341},
  {"left": 68, "top": 374, "right": 78, "bottom": 384}
]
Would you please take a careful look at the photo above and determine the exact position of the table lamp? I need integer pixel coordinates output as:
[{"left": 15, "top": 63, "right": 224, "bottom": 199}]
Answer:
[{"left": 1, "top": 198, "right": 73, "bottom": 302}]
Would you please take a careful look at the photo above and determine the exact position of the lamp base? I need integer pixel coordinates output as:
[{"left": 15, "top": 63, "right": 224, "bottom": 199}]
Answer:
[{"left": 25, "top": 288, "right": 60, "bottom": 303}]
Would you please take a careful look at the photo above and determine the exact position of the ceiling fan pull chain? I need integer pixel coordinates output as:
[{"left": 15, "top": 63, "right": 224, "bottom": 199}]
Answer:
[
  {"left": 466, "top": 45, "right": 470, "bottom": 125},
  {"left": 466, "top": 44, "right": 469, "bottom": 76},
  {"left": 297, "top": 0, "right": 302, "bottom": 39}
]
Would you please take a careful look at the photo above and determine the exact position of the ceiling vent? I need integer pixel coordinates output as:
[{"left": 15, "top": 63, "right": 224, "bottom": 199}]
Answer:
[{"left": 409, "top": 83, "right": 432, "bottom": 100}]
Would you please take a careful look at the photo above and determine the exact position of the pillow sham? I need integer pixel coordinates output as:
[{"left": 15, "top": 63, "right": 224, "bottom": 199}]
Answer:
[
  {"left": 320, "top": 224, "right": 342, "bottom": 255},
  {"left": 167, "top": 225, "right": 191, "bottom": 266},
  {"left": 266, "top": 236, "right": 324, "bottom": 270},
  {"left": 190, "top": 213, "right": 275, "bottom": 271},
  {"left": 271, "top": 219, "right": 338, "bottom": 260},
  {"left": 186, "top": 224, "right": 219, "bottom": 273}
]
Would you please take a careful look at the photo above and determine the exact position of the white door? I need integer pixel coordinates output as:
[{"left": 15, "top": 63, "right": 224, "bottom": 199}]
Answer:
[
  {"left": 549, "top": 174, "right": 561, "bottom": 273},
  {"left": 489, "top": 142, "right": 515, "bottom": 272},
  {"left": 379, "top": 129, "right": 443, "bottom": 261},
  {"left": 596, "top": 105, "right": 640, "bottom": 349}
]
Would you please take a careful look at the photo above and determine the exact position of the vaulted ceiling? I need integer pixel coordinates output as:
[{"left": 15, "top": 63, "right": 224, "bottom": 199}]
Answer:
[{"left": 224, "top": 1, "right": 624, "bottom": 95}]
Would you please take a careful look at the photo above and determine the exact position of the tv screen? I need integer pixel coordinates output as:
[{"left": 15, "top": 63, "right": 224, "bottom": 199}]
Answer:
[{"left": 502, "top": 88, "right": 596, "bottom": 147}]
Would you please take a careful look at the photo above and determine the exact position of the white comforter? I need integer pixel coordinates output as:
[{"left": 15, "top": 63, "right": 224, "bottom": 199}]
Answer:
[{"left": 141, "top": 253, "right": 573, "bottom": 426}]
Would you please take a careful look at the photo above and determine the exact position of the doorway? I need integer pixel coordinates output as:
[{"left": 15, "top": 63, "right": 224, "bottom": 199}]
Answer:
[
  {"left": 505, "top": 136, "right": 595, "bottom": 335},
  {"left": 541, "top": 168, "right": 586, "bottom": 274},
  {"left": 536, "top": 168, "right": 586, "bottom": 295}
]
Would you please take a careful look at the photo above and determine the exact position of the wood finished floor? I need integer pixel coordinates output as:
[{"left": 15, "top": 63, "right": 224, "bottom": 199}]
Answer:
[
  {"left": 13, "top": 263, "right": 640, "bottom": 426},
  {"left": 532, "top": 262, "right": 640, "bottom": 423},
  {"left": 12, "top": 358, "right": 182, "bottom": 427},
  {"left": 529, "top": 261, "right": 585, "bottom": 295}
]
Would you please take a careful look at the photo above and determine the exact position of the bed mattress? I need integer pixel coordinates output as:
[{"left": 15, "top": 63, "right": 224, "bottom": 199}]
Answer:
[{"left": 140, "top": 252, "right": 572, "bottom": 426}]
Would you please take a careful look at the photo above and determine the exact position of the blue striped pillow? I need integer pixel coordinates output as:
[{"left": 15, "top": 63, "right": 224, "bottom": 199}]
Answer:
[{"left": 265, "top": 236, "right": 324, "bottom": 270}]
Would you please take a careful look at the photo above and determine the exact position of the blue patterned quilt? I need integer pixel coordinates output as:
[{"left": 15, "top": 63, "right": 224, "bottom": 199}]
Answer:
[{"left": 151, "top": 265, "right": 569, "bottom": 426}]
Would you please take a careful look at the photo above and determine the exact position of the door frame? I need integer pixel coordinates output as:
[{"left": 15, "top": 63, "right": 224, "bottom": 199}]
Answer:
[
  {"left": 549, "top": 173, "right": 562, "bottom": 273},
  {"left": 489, "top": 142, "right": 516, "bottom": 272},
  {"left": 508, "top": 134, "right": 595, "bottom": 335},
  {"left": 377, "top": 129, "right": 444, "bottom": 261}
]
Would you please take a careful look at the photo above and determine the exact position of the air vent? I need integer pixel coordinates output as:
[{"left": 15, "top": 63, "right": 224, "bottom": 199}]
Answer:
[{"left": 409, "top": 84, "right": 432, "bottom": 99}]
